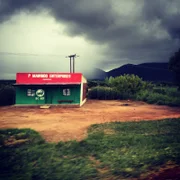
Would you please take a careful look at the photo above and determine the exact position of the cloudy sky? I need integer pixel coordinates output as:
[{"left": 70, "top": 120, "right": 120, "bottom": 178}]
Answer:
[{"left": 0, "top": 0, "right": 180, "bottom": 79}]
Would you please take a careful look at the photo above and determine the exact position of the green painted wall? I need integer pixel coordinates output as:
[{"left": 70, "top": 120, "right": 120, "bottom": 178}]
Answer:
[{"left": 16, "top": 85, "right": 81, "bottom": 105}]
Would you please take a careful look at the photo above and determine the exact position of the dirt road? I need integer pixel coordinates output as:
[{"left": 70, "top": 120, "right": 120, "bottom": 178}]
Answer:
[{"left": 0, "top": 100, "right": 180, "bottom": 142}]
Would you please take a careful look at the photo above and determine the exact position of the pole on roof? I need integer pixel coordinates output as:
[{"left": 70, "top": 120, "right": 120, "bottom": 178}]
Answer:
[
  {"left": 70, "top": 56, "right": 72, "bottom": 73},
  {"left": 73, "top": 56, "right": 75, "bottom": 73},
  {"left": 66, "top": 54, "right": 79, "bottom": 73}
]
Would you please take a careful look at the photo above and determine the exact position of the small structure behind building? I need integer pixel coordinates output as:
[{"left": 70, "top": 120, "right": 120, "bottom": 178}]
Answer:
[{"left": 15, "top": 72, "right": 87, "bottom": 107}]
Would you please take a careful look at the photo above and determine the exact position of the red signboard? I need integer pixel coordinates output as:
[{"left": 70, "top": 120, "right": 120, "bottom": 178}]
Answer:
[{"left": 16, "top": 73, "right": 82, "bottom": 84}]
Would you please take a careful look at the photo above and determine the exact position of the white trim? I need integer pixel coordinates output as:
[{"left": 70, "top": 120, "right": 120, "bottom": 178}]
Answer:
[
  {"left": 82, "top": 75, "right": 87, "bottom": 83},
  {"left": 80, "top": 75, "right": 87, "bottom": 106},
  {"left": 80, "top": 98, "right": 87, "bottom": 106},
  {"left": 80, "top": 81, "right": 83, "bottom": 105}
]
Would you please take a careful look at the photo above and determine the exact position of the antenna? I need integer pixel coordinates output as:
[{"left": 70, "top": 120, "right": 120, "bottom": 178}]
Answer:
[{"left": 66, "top": 54, "right": 79, "bottom": 73}]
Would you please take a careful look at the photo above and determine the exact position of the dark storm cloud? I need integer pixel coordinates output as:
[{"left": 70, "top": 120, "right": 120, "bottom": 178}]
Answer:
[
  {"left": 142, "top": 0, "right": 180, "bottom": 39},
  {"left": 0, "top": 0, "right": 180, "bottom": 69},
  {"left": 0, "top": 0, "right": 45, "bottom": 22}
]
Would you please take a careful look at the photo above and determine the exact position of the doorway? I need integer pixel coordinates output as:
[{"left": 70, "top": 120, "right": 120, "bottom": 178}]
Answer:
[{"left": 45, "top": 88, "right": 53, "bottom": 104}]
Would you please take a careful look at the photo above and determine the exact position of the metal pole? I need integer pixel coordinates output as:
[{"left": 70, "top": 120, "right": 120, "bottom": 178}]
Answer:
[
  {"left": 73, "top": 56, "right": 75, "bottom": 73},
  {"left": 70, "top": 57, "right": 72, "bottom": 73},
  {"left": 66, "top": 54, "right": 79, "bottom": 73}
]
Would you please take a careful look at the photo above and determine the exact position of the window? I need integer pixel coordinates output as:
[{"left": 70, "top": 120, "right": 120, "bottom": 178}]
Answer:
[
  {"left": 63, "top": 89, "right": 70, "bottom": 96},
  {"left": 27, "top": 89, "right": 35, "bottom": 96}
]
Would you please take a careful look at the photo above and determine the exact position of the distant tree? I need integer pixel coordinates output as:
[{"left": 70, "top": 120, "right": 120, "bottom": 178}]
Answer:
[
  {"left": 106, "top": 74, "right": 151, "bottom": 98},
  {"left": 0, "top": 85, "right": 15, "bottom": 106},
  {"left": 169, "top": 48, "right": 180, "bottom": 89}
]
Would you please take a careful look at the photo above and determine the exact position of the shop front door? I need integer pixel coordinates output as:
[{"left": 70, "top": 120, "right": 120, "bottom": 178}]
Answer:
[{"left": 45, "top": 88, "right": 53, "bottom": 104}]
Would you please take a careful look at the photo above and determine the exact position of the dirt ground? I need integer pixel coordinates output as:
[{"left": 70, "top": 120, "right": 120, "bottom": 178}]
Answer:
[{"left": 0, "top": 100, "right": 180, "bottom": 142}]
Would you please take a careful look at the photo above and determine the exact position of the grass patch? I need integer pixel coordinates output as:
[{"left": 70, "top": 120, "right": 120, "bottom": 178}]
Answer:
[{"left": 0, "top": 119, "right": 180, "bottom": 179}]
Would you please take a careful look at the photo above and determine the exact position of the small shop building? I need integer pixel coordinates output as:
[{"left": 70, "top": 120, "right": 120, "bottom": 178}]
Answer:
[{"left": 15, "top": 72, "right": 87, "bottom": 107}]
